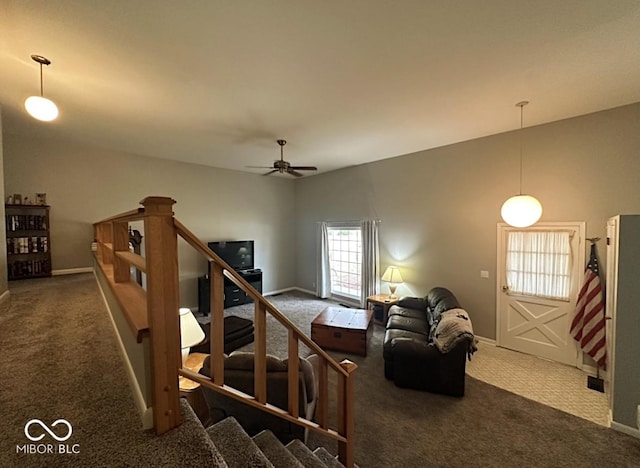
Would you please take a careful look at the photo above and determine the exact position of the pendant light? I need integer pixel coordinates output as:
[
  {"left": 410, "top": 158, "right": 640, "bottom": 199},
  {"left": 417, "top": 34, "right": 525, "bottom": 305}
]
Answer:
[
  {"left": 24, "top": 55, "right": 59, "bottom": 122},
  {"left": 500, "top": 101, "right": 542, "bottom": 228}
]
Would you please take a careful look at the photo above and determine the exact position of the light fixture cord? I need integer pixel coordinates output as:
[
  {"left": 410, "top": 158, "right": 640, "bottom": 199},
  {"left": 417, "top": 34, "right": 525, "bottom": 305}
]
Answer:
[
  {"left": 39, "top": 62, "right": 44, "bottom": 97},
  {"left": 516, "top": 101, "right": 529, "bottom": 195}
]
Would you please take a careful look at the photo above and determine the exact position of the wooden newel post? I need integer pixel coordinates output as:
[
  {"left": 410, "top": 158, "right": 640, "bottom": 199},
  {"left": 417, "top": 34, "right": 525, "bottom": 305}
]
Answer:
[
  {"left": 141, "top": 196, "right": 181, "bottom": 434},
  {"left": 338, "top": 359, "right": 357, "bottom": 468}
]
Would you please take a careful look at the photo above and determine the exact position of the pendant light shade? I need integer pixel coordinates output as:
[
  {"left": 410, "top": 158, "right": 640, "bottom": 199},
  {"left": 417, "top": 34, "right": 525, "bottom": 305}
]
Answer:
[
  {"left": 24, "top": 55, "right": 58, "bottom": 122},
  {"left": 501, "top": 101, "right": 542, "bottom": 228},
  {"left": 501, "top": 194, "right": 542, "bottom": 228},
  {"left": 25, "top": 95, "right": 59, "bottom": 121}
]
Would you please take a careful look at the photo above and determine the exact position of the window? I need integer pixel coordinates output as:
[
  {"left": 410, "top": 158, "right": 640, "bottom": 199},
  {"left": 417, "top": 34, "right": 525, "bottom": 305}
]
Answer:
[
  {"left": 327, "top": 225, "right": 362, "bottom": 300},
  {"left": 506, "top": 230, "right": 572, "bottom": 301}
]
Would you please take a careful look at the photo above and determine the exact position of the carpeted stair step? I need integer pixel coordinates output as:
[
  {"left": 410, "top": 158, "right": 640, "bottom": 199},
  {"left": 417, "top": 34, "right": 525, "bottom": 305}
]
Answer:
[
  {"left": 131, "top": 399, "right": 228, "bottom": 467},
  {"left": 206, "top": 417, "right": 274, "bottom": 468},
  {"left": 252, "top": 430, "right": 305, "bottom": 467},
  {"left": 285, "top": 439, "right": 328, "bottom": 468},
  {"left": 313, "top": 447, "right": 346, "bottom": 468}
]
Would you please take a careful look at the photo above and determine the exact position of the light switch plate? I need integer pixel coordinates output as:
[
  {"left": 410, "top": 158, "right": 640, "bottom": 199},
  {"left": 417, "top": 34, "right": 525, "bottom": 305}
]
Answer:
[{"left": 480, "top": 270, "right": 489, "bottom": 278}]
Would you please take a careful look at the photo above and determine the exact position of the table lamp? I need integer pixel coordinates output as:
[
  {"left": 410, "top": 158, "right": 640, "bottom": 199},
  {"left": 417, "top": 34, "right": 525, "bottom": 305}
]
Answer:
[
  {"left": 179, "top": 307, "right": 205, "bottom": 365},
  {"left": 381, "top": 266, "right": 403, "bottom": 299}
]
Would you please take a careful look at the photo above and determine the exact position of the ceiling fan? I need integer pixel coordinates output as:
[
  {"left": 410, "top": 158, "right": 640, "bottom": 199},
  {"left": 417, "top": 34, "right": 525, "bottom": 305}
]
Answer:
[{"left": 251, "top": 140, "right": 318, "bottom": 177}]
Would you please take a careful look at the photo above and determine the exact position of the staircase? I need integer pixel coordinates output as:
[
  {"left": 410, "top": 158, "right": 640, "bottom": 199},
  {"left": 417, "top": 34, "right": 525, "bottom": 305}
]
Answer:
[
  {"left": 181, "top": 399, "right": 353, "bottom": 468},
  {"left": 93, "top": 197, "right": 357, "bottom": 466}
]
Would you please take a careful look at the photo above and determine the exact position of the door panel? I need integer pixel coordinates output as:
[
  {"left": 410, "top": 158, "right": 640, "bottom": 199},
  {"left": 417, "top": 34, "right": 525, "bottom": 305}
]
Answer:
[
  {"left": 497, "top": 223, "right": 585, "bottom": 366},
  {"left": 504, "top": 296, "right": 572, "bottom": 362}
]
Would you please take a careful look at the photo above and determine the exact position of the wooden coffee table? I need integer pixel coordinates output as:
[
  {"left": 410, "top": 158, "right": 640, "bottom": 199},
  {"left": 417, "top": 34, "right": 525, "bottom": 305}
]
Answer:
[{"left": 311, "top": 306, "right": 373, "bottom": 356}]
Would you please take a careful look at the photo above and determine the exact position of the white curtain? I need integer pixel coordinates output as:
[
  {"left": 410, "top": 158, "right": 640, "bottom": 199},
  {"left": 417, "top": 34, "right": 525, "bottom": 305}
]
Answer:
[
  {"left": 316, "top": 222, "right": 331, "bottom": 298},
  {"left": 360, "top": 220, "right": 380, "bottom": 307},
  {"left": 506, "top": 230, "right": 572, "bottom": 301}
]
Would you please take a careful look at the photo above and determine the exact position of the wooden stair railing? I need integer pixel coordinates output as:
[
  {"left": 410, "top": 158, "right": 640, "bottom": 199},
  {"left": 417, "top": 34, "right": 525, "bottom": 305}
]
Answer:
[{"left": 93, "top": 197, "right": 357, "bottom": 468}]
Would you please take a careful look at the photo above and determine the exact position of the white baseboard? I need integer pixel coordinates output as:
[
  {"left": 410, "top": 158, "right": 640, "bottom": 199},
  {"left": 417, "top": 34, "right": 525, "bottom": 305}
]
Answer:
[
  {"left": 264, "top": 286, "right": 298, "bottom": 296},
  {"left": 93, "top": 270, "right": 153, "bottom": 429},
  {"left": 52, "top": 267, "right": 94, "bottom": 276},
  {"left": 293, "top": 286, "right": 318, "bottom": 296},
  {"left": 475, "top": 335, "right": 497, "bottom": 346},
  {"left": 610, "top": 420, "right": 640, "bottom": 439}
]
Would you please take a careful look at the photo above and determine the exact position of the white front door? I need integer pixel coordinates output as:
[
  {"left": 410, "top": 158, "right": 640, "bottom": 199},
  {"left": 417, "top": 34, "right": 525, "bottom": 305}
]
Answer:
[{"left": 497, "top": 222, "right": 585, "bottom": 366}]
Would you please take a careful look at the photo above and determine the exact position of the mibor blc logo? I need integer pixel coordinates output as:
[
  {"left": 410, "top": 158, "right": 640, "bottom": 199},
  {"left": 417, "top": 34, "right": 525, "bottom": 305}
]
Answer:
[{"left": 16, "top": 419, "right": 80, "bottom": 455}]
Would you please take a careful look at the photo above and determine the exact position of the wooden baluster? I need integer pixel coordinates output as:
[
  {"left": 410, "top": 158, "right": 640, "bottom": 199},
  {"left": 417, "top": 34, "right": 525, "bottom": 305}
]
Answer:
[
  {"left": 209, "top": 263, "right": 225, "bottom": 385},
  {"left": 254, "top": 301, "right": 267, "bottom": 404},
  {"left": 338, "top": 359, "right": 357, "bottom": 468},
  {"left": 316, "top": 358, "right": 329, "bottom": 429},
  {"left": 287, "top": 329, "right": 299, "bottom": 418},
  {"left": 112, "top": 221, "right": 130, "bottom": 283},
  {"left": 101, "top": 222, "right": 114, "bottom": 264},
  {"left": 93, "top": 224, "right": 100, "bottom": 262},
  {"left": 141, "top": 196, "right": 181, "bottom": 435}
]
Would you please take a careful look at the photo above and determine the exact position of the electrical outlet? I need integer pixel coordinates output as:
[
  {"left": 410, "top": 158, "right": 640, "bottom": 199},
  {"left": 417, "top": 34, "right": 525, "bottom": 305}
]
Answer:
[{"left": 480, "top": 270, "right": 489, "bottom": 278}]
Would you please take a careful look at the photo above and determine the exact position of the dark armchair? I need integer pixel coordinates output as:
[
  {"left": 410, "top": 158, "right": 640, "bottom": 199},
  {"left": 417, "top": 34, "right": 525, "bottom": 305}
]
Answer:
[{"left": 199, "top": 351, "right": 319, "bottom": 444}]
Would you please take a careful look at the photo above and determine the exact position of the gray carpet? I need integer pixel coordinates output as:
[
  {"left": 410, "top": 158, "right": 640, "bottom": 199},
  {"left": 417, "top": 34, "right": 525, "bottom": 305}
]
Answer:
[
  {"left": 209, "top": 290, "right": 640, "bottom": 467},
  {"left": 2, "top": 275, "right": 639, "bottom": 467},
  {"left": 0, "top": 274, "right": 220, "bottom": 468}
]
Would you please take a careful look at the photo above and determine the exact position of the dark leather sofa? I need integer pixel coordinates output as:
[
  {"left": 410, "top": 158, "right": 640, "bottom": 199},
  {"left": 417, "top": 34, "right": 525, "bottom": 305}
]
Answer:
[{"left": 383, "top": 287, "right": 476, "bottom": 396}]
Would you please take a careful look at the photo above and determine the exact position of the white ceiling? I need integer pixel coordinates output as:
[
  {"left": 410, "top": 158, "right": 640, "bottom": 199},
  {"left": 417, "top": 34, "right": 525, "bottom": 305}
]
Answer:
[{"left": 1, "top": 1, "right": 640, "bottom": 177}]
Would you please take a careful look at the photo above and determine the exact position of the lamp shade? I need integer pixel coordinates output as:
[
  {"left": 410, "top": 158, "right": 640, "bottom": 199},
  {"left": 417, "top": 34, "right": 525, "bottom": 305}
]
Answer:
[
  {"left": 501, "top": 194, "right": 543, "bottom": 228},
  {"left": 381, "top": 266, "right": 403, "bottom": 284},
  {"left": 179, "top": 307, "right": 205, "bottom": 349},
  {"left": 25, "top": 95, "right": 59, "bottom": 122}
]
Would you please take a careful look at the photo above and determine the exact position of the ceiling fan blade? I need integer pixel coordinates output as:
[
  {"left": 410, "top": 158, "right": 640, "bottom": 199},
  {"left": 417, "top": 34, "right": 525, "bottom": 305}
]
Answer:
[
  {"left": 287, "top": 169, "right": 304, "bottom": 177},
  {"left": 263, "top": 170, "right": 279, "bottom": 176},
  {"left": 247, "top": 166, "right": 274, "bottom": 169},
  {"left": 288, "top": 166, "right": 317, "bottom": 171}
]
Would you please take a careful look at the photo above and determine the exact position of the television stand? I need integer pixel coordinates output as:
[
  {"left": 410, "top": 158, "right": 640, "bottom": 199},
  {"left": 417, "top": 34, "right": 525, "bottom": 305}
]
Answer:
[{"left": 198, "top": 269, "right": 263, "bottom": 314}]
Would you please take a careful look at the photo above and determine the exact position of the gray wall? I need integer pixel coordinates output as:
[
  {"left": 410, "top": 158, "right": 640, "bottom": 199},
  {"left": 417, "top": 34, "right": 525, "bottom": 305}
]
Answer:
[
  {"left": 294, "top": 102, "right": 640, "bottom": 340},
  {"left": 3, "top": 134, "right": 296, "bottom": 310}
]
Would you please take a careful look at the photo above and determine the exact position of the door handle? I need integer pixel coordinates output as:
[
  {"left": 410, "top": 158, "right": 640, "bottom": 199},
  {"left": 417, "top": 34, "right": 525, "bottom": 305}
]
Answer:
[
  {"left": 502, "top": 285, "right": 509, "bottom": 292},
  {"left": 605, "top": 316, "right": 612, "bottom": 320}
]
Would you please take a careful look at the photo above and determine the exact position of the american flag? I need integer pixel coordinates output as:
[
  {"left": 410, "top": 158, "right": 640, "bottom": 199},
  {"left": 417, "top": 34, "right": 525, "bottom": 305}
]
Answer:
[{"left": 570, "top": 243, "right": 606, "bottom": 369}]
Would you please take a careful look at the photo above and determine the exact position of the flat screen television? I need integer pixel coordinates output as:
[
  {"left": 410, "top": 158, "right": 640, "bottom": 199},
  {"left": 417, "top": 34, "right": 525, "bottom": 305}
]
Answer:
[{"left": 208, "top": 240, "right": 254, "bottom": 271}]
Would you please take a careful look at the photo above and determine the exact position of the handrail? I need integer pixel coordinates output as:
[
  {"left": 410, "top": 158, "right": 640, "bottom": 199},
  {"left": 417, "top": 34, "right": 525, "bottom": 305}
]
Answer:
[
  {"left": 93, "top": 197, "right": 356, "bottom": 467},
  {"left": 96, "top": 207, "right": 144, "bottom": 224},
  {"left": 173, "top": 219, "right": 349, "bottom": 377}
]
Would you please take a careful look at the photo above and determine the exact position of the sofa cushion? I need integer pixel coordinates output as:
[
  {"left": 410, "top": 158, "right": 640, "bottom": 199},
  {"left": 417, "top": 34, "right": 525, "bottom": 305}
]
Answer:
[
  {"left": 386, "top": 315, "right": 430, "bottom": 336},
  {"left": 387, "top": 305, "right": 428, "bottom": 321},
  {"left": 397, "top": 297, "right": 429, "bottom": 311},
  {"left": 225, "top": 351, "right": 288, "bottom": 371}
]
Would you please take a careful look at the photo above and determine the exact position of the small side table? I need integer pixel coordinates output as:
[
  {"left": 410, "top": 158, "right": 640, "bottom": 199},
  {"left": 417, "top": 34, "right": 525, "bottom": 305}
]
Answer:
[
  {"left": 366, "top": 294, "right": 399, "bottom": 325},
  {"left": 180, "top": 352, "right": 211, "bottom": 427}
]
